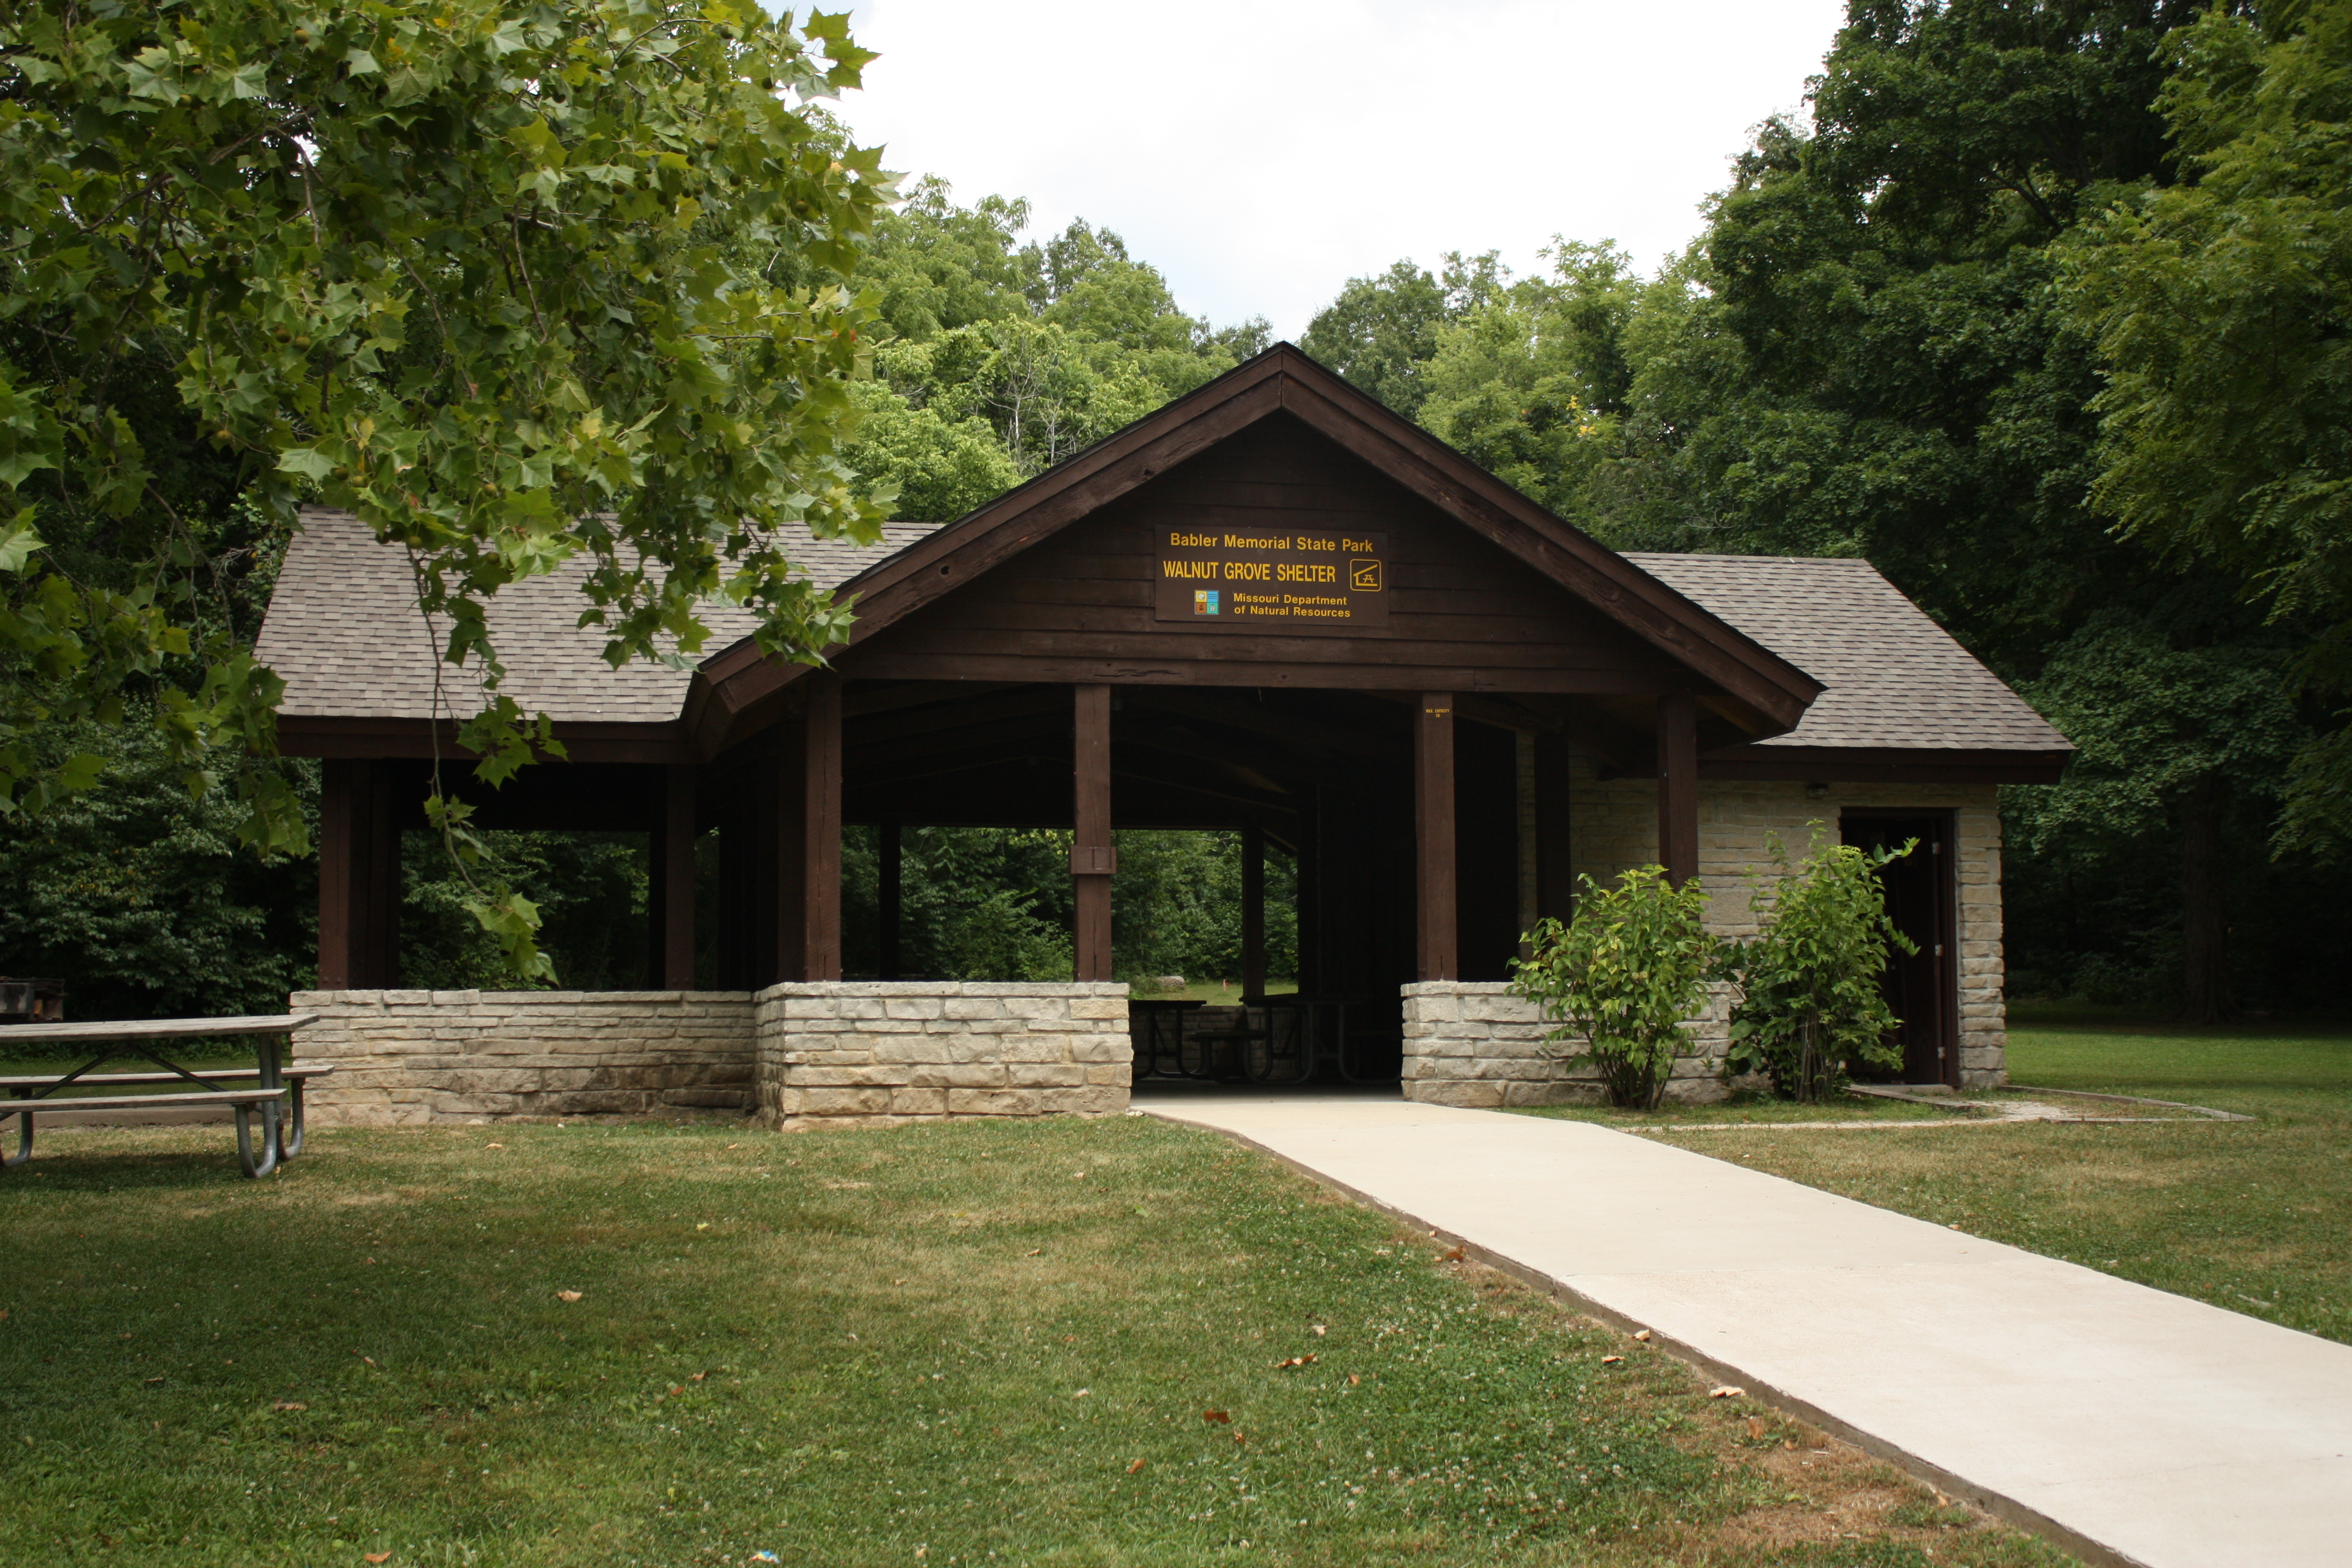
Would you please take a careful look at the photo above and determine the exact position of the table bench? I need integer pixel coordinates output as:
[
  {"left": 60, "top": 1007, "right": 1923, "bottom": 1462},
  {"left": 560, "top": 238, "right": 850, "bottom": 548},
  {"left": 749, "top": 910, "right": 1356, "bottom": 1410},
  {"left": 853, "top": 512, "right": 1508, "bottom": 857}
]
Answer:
[{"left": 0, "top": 1014, "right": 321, "bottom": 1177}]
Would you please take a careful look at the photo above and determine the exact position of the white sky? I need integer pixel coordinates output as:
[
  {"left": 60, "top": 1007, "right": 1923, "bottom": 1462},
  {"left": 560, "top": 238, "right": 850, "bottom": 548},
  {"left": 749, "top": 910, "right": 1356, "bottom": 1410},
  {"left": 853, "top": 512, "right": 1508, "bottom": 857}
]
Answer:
[{"left": 833, "top": 0, "right": 1850, "bottom": 340}]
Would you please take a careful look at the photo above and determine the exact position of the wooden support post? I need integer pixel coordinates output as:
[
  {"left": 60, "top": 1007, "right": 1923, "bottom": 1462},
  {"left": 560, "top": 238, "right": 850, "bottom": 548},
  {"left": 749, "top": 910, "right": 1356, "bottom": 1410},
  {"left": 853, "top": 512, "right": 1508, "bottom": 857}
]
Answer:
[
  {"left": 1071, "top": 683, "right": 1115, "bottom": 983},
  {"left": 1296, "top": 791, "right": 1322, "bottom": 995},
  {"left": 776, "top": 672, "right": 844, "bottom": 983},
  {"left": 1515, "top": 732, "right": 1539, "bottom": 951},
  {"left": 317, "top": 759, "right": 356, "bottom": 990},
  {"left": 1241, "top": 823, "right": 1266, "bottom": 998},
  {"left": 320, "top": 760, "right": 400, "bottom": 988},
  {"left": 1657, "top": 693, "right": 1699, "bottom": 889},
  {"left": 1535, "top": 731, "right": 1576, "bottom": 922},
  {"left": 878, "top": 822, "right": 903, "bottom": 981},
  {"left": 803, "top": 672, "right": 843, "bottom": 983},
  {"left": 652, "top": 764, "right": 696, "bottom": 989},
  {"left": 1415, "top": 693, "right": 1458, "bottom": 982}
]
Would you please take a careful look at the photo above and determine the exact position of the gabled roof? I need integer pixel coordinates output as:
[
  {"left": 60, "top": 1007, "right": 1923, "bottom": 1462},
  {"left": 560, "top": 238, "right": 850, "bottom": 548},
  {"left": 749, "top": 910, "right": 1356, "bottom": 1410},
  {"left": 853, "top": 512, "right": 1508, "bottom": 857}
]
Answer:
[
  {"left": 254, "top": 346, "right": 2071, "bottom": 782},
  {"left": 685, "top": 344, "right": 1826, "bottom": 752}
]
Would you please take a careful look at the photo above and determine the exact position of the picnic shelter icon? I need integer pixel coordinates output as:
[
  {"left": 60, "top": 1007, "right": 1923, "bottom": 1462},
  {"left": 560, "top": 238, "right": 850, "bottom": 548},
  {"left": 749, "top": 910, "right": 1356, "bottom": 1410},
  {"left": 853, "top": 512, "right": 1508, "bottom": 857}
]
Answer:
[{"left": 1349, "top": 558, "right": 1382, "bottom": 592}]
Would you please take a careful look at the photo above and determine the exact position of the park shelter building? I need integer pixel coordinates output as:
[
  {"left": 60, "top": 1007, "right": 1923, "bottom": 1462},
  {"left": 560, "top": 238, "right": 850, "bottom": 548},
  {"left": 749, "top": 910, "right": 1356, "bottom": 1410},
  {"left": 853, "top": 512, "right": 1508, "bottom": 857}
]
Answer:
[{"left": 254, "top": 345, "right": 2071, "bottom": 1123}]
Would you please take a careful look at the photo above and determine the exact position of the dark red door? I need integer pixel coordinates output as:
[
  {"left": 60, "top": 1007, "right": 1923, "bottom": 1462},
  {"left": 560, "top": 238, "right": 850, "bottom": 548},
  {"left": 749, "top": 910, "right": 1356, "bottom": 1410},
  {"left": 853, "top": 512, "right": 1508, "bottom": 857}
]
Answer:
[{"left": 1840, "top": 814, "right": 1957, "bottom": 1086}]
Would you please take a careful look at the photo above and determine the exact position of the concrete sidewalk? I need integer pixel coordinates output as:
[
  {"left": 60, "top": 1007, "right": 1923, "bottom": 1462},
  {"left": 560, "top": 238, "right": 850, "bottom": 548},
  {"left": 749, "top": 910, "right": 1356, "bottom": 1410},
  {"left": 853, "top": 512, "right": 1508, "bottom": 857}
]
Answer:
[{"left": 1138, "top": 1091, "right": 2352, "bottom": 1568}]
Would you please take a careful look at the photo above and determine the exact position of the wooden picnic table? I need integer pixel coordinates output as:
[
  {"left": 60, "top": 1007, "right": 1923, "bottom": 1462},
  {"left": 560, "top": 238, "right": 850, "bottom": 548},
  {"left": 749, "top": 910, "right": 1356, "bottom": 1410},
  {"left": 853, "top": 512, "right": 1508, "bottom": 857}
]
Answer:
[{"left": 0, "top": 1012, "right": 324, "bottom": 1178}]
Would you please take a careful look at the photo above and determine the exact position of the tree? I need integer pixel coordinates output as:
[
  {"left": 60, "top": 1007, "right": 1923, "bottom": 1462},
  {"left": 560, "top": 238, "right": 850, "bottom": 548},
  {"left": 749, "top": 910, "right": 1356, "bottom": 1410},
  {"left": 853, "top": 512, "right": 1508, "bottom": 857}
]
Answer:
[
  {"left": 2060, "top": 0, "right": 2352, "bottom": 857},
  {"left": 1414, "top": 241, "right": 1641, "bottom": 521},
  {"left": 840, "top": 189, "right": 1267, "bottom": 508},
  {"left": 1299, "top": 253, "right": 1507, "bottom": 420},
  {"left": 2007, "top": 608, "right": 2306, "bottom": 1020},
  {"left": 1, "top": 0, "right": 892, "bottom": 975}
]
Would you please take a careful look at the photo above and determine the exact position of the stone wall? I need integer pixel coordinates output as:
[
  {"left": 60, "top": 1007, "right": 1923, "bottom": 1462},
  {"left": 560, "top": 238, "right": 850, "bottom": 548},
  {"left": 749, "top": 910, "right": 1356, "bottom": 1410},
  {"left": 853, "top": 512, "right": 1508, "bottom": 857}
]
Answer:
[
  {"left": 754, "top": 982, "right": 1130, "bottom": 1128},
  {"left": 1568, "top": 760, "right": 2008, "bottom": 1087},
  {"left": 1401, "top": 982, "right": 1731, "bottom": 1108},
  {"left": 290, "top": 990, "right": 756, "bottom": 1124}
]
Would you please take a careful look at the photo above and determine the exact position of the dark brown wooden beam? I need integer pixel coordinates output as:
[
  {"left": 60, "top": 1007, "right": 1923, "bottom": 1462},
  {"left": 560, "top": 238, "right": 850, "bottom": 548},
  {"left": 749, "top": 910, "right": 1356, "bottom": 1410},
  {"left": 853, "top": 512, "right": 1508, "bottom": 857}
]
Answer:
[
  {"left": 1534, "top": 732, "right": 1576, "bottom": 923},
  {"left": 1415, "top": 692, "right": 1458, "bottom": 981},
  {"left": 317, "top": 759, "right": 356, "bottom": 990},
  {"left": 1242, "top": 823, "right": 1266, "bottom": 997},
  {"left": 277, "top": 715, "right": 696, "bottom": 765},
  {"left": 800, "top": 672, "right": 845, "bottom": 982},
  {"left": 656, "top": 763, "right": 696, "bottom": 989},
  {"left": 1072, "top": 683, "right": 1115, "bottom": 982},
  {"left": 1657, "top": 693, "right": 1699, "bottom": 889},
  {"left": 878, "top": 822, "right": 902, "bottom": 981}
]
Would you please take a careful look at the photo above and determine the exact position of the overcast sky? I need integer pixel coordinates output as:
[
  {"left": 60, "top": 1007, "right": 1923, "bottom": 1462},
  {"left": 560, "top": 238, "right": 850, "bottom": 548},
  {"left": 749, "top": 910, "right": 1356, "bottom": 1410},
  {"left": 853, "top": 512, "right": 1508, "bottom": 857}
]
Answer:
[{"left": 832, "top": 0, "right": 1850, "bottom": 340}]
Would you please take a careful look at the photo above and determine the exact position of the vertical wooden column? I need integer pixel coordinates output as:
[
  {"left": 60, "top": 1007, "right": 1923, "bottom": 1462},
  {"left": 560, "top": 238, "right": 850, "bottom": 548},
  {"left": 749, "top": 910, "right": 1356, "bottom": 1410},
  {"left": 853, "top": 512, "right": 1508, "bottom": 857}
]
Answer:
[
  {"left": 1295, "top": 793, "right": 1322, "bottom": 994},
  {"left": 653, "top": 764, "right": 696, "bottom": 989},
  {"left": 1414, "top": 693, "right": 1458, "bottom": 982},
  {"left": 1534, "top": 732, "right": 1576, "bottom": 922},
  {"left": 317, "top": 759, "right": 357, "bottom": 989},
  {"left": 1514, "top": 732, "right": 1539, "bottom": 950},
  {"left": 714, "top": 760, "right": 758, "bottom": 990},
  {"left": 320, "top": 759, "right": 400, "bottom": 988},
  {"left": 776, "top": 673, "right": 845, "bottom": 983},
  {"left": 1071, "top": 683, "right": 1115, "bottom": 982},
  {"left": 1240, "top": 823, "right": 1266, "bottom": 998},
  {"left": 1657, "top": 692, "right": 1700, "bottom": 889},
  {"left": 877, "top": 822, "right": 903, "bottom": 981}
]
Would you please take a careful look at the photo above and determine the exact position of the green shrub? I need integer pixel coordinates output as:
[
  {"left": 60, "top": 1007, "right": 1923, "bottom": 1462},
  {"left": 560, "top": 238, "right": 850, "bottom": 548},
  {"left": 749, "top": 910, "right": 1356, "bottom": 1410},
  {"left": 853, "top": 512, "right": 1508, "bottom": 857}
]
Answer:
[
  {"left": 1511, "top": 865, "right": 1715, "bottom": 1110},
  {"left": 1720, "top": 828, "right": 1915, "bottom": 1101}
]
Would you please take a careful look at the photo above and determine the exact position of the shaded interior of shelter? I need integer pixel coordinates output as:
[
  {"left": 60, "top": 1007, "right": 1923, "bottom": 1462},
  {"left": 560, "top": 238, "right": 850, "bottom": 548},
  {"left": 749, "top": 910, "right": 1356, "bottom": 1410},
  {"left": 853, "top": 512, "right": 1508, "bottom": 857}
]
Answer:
[{"left": 324, "top": 678, "right": 1614, "bottom": 1085}]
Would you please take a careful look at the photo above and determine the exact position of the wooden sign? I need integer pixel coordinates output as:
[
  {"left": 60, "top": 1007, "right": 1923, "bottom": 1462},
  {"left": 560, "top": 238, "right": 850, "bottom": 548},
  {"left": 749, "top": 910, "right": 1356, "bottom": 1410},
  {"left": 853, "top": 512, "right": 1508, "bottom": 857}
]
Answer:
[{"left": 1154, "top": 529, "right": 1389, "bottom": 630}]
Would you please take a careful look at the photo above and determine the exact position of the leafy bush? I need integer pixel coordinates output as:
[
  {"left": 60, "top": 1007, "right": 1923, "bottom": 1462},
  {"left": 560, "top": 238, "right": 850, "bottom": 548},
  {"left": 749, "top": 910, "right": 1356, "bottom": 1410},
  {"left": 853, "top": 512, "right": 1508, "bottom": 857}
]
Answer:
[
  {"left": 1510, "top": 866, "right": 1714, "bottom": 1110},
  {"left": 1719, "top": 829, "right": 1915, "bottom": 1101}
]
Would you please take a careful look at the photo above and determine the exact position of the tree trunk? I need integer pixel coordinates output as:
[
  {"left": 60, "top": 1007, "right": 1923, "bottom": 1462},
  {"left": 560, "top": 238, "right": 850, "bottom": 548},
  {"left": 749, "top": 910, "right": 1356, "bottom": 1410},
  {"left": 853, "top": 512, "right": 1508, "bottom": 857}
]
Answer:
[{"left": 2180, "top": 775, "right": 2232, "bottom": 1024}]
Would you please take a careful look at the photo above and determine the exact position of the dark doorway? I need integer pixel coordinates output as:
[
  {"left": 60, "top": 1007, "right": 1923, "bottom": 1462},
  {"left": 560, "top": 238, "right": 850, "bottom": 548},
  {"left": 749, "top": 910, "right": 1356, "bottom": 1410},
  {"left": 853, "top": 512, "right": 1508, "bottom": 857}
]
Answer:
[{"left": 1841, "top": 812, "right": 1958, "bottom": 1086}]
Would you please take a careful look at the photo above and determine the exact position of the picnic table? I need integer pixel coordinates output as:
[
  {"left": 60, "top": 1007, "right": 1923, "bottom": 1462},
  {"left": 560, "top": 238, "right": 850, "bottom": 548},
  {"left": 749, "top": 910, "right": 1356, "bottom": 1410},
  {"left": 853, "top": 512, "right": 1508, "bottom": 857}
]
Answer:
[{"left": 0, "top": 1013, "right": 328, "bottom": 1178}]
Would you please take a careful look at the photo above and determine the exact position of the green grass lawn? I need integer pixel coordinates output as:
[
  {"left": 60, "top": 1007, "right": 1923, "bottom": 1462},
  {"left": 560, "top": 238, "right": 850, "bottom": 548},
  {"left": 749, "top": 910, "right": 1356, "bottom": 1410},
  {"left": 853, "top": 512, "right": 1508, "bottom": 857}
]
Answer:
[
  {"left": 1649, "top": 1013, "right": 2352, "bottom": 1344},
  {"left": 0, "top": 1114, "right": 2070, "bottom": 1567}
]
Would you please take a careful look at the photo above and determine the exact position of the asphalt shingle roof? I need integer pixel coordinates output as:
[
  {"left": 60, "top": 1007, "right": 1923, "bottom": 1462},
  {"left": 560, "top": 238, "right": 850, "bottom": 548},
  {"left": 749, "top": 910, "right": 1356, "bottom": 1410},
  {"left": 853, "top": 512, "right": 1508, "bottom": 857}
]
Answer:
[
  {"left": 1627, "top": 552, "right": 2067, "bottom": 752},
  {"left": 257, "top": 507, "right": 937, "bottom": 722},
  {"left": 256, "top": 508, "right": 2066, "bottom": 754}
]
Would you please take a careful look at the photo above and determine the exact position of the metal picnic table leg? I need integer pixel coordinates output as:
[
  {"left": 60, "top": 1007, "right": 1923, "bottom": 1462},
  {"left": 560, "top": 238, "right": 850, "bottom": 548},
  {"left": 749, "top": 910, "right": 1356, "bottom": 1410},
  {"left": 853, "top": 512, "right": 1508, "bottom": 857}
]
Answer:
[
  {"left": 2, "top": 1094, "right": 30, "bottom": 1169},
  {"left": 239, "top": 1036, "right": 284, "bottom": 1177},
  {"left": 233, "top": 1101, "right": 279, "bottom": 1178}
]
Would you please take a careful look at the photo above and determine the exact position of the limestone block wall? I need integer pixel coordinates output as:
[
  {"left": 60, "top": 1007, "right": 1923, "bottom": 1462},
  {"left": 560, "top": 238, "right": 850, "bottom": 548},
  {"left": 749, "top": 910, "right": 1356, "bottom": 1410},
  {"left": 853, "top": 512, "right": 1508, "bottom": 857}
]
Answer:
[
  {"left": 1566, "top": 758, "right": 2008, "bottom": 1087},
  {"left": 290, "top": 990, "right": 756, "bottom": 1124},
  {"left": 1401, "top": 982, "right": 1732, "bottom": 1108},
  {"left": 755, "top": 982, "right": 1130, "bottom": 1128}
]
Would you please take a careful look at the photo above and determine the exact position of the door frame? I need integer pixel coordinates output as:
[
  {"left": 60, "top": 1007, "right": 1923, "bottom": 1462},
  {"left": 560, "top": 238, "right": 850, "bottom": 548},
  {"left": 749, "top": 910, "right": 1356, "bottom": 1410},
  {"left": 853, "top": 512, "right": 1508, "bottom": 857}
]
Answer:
[{"left": 1839, "top": 807, "right": 1962, "bottom": 1089}]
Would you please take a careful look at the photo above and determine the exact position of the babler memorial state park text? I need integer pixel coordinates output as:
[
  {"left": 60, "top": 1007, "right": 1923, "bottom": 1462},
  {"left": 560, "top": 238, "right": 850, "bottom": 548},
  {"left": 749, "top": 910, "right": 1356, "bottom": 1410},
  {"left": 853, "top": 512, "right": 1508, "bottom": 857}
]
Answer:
[{"left": 1155, "top": 530, "right": 1389, "bottom": 628}]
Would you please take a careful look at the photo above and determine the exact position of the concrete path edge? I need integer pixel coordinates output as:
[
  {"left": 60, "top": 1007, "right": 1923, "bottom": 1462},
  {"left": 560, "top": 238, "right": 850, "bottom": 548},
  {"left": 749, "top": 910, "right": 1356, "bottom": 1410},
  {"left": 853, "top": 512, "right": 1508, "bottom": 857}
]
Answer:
[{"left": 1142, "top": 1107, "right": 2140, "bottom": 1568}]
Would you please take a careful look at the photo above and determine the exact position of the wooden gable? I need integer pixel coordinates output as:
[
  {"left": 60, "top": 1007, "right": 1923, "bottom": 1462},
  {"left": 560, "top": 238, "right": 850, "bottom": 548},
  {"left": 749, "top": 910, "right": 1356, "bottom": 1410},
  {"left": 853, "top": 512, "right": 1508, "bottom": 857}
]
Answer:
[
  {"left": 687, "top": 345, "right": 1821, "bottom": 756},
  {"left": 835, "top": 413, "right": 1689, "bottom": 694}
]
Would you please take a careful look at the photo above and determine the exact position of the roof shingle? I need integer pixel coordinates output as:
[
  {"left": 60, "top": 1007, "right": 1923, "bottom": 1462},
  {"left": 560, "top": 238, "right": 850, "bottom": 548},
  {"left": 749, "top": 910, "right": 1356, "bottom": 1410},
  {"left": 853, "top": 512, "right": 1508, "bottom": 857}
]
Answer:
[
  {"left": 256, "top": 507, "right": 935, "bottom": 723},
  {"left": 1627, "top": 552, "right": 2067, "bottom": 752}
]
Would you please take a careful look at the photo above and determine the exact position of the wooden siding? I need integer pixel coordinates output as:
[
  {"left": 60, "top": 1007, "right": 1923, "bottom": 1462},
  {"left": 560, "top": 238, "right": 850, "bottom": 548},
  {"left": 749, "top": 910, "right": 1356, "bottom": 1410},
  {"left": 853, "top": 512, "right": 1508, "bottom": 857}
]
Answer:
[{"left": 835, "top": 415, "right": 1692, "bottom": 695}]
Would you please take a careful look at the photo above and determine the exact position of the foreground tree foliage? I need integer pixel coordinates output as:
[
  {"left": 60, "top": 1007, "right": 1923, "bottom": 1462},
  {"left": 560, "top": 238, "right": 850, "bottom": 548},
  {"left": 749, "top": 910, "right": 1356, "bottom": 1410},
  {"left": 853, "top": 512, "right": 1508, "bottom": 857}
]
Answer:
[
  {"left": 1, "top": 0, "right": 890, "bottom": 974},
  {"left": 2060, "top": 0, "right": 2352, "bottom": 857}
]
